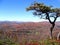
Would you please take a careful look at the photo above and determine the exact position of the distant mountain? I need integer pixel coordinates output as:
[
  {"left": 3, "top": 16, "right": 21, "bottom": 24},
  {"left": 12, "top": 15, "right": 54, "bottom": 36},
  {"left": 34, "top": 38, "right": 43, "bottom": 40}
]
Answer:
[
  {"left": 0, "top": 21, "right": 59, "bottom": 24},
  {"left": 0, "top": 21, "right": 25, "bottom": 24}
]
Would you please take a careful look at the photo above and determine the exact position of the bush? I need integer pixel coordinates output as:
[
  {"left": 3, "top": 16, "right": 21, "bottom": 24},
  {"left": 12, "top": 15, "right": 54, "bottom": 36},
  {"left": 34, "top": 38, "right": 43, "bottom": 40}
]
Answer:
[
  {"left": 20, "top": 39, "right": 60, "bottom": 45},
  {"left": 0, "top": 37, "right": 19, "bottom": 45}
]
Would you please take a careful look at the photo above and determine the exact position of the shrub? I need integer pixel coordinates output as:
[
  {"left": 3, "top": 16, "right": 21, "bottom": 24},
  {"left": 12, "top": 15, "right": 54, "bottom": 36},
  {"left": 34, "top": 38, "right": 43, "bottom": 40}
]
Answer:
[{"left": 0, "top": 37, "right": 19, "bottom": 45}]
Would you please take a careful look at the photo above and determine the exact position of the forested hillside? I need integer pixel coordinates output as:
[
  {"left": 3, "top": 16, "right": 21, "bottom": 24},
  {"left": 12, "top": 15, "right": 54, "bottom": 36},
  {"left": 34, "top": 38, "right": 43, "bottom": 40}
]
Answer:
[{"left": 0, "top": 21, "right": 60, "bottom": 42}]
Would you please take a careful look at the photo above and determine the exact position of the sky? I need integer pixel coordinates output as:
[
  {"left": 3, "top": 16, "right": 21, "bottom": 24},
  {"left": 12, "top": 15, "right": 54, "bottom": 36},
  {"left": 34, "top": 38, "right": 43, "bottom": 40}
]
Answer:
[{"left": 0, "top": 0, "right": 60, "bottom": 22}]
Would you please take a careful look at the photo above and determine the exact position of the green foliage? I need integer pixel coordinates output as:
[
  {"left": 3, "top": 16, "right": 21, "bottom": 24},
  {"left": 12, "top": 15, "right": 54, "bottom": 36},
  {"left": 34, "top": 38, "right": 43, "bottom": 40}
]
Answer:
[
  {"left": 26, "top": 2, "right": 60, "bottom": 13},
  {"left": 19, "top": 38, "right": 60, "bottom": 45},
  {"left": 26, "top": 2, "right": 60, "bottom": 18},
  {"left": 26, "top": 2, "right": 51, "bottom": 13},
  {"left": 39, "top": 39, "right": 60, "bottom": 45},
  {"left": 0, "top": 37, "right": 19, "bottom": 45}
]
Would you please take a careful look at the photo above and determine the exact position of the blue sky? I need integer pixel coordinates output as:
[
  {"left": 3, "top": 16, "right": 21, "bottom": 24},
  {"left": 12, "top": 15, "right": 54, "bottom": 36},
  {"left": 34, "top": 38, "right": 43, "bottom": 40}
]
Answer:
[{"left": 0, "top": 0, "right": 60, "bottom": 22}]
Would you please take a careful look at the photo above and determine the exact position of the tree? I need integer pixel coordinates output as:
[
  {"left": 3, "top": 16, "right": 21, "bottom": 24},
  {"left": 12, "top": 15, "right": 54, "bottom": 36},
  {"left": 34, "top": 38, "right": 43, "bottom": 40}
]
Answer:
[{"left": 26, "top": 2, "right": 60, "bottom": 39}]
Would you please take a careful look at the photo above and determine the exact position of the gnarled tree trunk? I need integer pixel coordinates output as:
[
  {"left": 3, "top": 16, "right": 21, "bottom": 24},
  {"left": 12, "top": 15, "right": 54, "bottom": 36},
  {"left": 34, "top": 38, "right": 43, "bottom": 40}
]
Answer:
[{"left": 50, "top": 23, "right": 55, "bottom": 39}]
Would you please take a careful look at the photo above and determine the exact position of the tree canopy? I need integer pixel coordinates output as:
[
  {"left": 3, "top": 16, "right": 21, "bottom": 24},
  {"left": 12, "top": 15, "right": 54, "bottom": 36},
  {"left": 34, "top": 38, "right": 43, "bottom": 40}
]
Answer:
[{"left": 26, "top": 2, "right": 60, "bottom": 22}]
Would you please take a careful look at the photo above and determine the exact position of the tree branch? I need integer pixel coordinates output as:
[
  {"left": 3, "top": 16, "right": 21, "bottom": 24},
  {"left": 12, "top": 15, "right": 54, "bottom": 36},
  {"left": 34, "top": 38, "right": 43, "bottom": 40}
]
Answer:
[
  {"left": 46, "top": 12, "right": 53, "bottom": 24},
  {"left": 53, "top": 13, "right": 58, "bottom": 23},
  {"left": 54, "top": 16, "right": 58, "bottom": 23}
]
